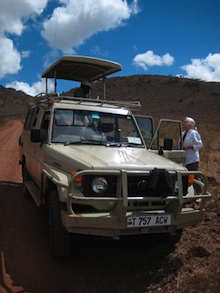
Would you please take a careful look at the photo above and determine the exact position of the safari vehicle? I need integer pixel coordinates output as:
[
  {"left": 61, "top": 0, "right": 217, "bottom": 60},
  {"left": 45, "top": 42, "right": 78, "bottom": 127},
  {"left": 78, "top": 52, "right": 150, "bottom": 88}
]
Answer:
[{"left": 19, "top": 55, "right": 211, "bottom": 258}]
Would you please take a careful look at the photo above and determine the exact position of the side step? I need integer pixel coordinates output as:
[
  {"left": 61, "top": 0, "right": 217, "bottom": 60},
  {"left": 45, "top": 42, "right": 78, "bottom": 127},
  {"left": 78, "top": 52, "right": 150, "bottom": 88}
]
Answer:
[{"left": 25, "top": 180, "right": 42, "bottom": 207}]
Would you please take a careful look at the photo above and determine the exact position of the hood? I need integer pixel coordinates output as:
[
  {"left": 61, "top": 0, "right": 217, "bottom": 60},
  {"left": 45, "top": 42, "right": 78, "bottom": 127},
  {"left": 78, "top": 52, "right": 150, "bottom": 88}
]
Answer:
[{"left": 46, "top": 144, "right": 186, "bottom": 172}]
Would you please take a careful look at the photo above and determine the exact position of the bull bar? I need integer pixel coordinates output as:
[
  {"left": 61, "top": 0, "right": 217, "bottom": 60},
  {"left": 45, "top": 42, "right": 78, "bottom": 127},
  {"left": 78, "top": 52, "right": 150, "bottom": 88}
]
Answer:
[{"left": 59, "top": 169, "right": 211, "bottom": 237}]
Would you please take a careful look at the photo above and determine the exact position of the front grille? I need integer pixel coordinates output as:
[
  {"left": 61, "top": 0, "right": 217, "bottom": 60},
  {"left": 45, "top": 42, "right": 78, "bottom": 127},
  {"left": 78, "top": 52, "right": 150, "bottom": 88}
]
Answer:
[
  {"left": 83, "top": 171, "right": 176, "bottom": 198},
  {"left": 128, "top": 175, "right": 152, "bottom": 196}
]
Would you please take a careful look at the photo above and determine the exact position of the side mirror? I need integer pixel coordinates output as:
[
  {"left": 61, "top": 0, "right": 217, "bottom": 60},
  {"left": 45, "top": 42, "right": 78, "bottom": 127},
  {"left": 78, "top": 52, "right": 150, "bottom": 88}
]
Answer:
[
  {"left": 163, "top": 138, "right": 173, "bottom": 150},
  {"left": 31, "top": 129, "right": 47, "bottom": 143}
]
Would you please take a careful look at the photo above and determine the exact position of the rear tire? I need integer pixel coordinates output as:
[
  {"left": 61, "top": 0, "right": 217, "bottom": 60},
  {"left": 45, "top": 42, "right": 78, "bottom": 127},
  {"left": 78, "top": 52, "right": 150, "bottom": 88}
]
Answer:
[{"left": 49, "top": 190, "right": 72, "bottom": 258}]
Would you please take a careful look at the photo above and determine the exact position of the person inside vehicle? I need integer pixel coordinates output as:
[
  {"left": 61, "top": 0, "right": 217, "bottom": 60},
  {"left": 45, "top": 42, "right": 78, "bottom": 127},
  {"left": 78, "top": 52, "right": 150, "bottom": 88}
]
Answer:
[{"left": 74, "top": 80, "right": 91, "bottom": 98}]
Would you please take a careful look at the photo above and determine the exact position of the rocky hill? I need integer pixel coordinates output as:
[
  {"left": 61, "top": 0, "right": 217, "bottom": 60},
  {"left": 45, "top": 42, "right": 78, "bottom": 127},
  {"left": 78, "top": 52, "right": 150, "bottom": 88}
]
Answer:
[
  {"left": 0, "top": 85, "right": 31, "bottom": 120},
  {"left": 1, "top": 75, "right": 220, "bottom": 127},
  {"left": 68, "top": 74, "right": 220, "bottom": 128},
  {"left": 79, "top": 75, "right": 220, "bottom": 182},
  {"left": 1, "top": 74, "right": 220, "bottom": 181}
]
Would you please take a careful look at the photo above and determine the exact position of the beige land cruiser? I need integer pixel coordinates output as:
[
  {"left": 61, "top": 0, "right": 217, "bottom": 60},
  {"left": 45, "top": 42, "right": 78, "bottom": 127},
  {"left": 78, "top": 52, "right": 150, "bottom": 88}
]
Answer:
[{"left": 19, "top": 55, "right": 211, "bottom": 258}]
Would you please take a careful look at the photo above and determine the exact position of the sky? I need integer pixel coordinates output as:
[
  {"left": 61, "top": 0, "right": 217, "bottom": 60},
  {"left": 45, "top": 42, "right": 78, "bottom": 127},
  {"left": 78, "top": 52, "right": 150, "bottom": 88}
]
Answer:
[{"left": 0, "top": 0, "right": 220, "bottom": 96}]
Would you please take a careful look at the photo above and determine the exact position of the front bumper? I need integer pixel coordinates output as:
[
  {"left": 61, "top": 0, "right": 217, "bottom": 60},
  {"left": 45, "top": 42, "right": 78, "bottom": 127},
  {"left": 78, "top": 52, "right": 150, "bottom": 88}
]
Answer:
[
  {"left": 61, "top": 207, "right": 205, "bottom": 237},
  {"left": 59, "top": 169, "right": 211, "bottom": 237}
]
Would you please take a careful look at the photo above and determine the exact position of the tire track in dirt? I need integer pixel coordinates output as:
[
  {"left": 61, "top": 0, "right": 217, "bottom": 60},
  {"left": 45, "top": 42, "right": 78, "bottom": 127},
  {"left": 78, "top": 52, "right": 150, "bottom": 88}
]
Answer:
[{"left": 0, "top": 121, "right": 23, "bottom": 183}]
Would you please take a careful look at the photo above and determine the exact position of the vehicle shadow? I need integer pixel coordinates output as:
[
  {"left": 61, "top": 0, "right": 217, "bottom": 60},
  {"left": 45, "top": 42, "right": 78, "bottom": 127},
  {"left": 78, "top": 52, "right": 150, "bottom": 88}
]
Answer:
[{"left": 0, "top": 182, "right": 183, "bottom": 293}]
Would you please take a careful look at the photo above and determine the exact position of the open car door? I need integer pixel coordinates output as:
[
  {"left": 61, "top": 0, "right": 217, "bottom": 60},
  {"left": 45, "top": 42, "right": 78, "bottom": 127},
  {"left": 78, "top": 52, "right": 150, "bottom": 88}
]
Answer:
[{"left": 135, "top": 116, "right": 185, "bottom": 165}]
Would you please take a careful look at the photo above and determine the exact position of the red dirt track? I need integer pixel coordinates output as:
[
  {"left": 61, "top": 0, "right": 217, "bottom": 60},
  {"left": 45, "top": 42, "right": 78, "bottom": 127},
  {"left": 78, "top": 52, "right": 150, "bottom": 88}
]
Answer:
[
  {"left": 0, "top": 121, "right": 23, "bottom": 183},
  {"left": 0, "top": 121, "right": 219, "bottom": 293}
]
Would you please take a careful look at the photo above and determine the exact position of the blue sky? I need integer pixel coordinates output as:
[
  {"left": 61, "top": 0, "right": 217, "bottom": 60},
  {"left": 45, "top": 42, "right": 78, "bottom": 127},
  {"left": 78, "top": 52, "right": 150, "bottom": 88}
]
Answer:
[{"left": 0, "top": 0, "right": 220, "bottom": 96}]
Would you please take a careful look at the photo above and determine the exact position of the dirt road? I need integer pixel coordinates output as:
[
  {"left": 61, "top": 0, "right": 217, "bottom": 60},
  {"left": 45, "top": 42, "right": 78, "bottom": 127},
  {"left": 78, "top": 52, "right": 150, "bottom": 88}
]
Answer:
[
  {"left": 0, "top": 121, "right": 219, "bottom": 293},
  {"left": 0, "top": 121, "right": 23, "bottom": 183}
]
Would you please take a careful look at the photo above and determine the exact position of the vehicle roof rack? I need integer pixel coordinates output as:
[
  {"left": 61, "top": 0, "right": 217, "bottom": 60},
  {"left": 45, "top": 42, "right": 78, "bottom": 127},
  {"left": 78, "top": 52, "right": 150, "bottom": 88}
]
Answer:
[
  {"left": 31, "top": 93, "right": 141, "bottom": 111},
  {"left": 41, "top": 55, "right": 122, "bottom": 98},
  {"left": 42, "top": 55, "right": 122, "bottom": 82}
]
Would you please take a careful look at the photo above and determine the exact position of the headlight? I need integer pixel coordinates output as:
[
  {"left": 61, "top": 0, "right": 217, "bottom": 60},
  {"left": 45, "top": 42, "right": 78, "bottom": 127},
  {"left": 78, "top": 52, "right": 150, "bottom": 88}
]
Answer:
[{"left": 92, "top": 177, "right": 108, "bottom": 194}]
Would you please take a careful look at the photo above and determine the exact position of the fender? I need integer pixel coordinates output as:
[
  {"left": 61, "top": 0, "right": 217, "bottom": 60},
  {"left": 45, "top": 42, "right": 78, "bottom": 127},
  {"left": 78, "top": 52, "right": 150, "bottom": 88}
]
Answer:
[{"left": 42, "top": 162, "right": 69, "bottom": 202}]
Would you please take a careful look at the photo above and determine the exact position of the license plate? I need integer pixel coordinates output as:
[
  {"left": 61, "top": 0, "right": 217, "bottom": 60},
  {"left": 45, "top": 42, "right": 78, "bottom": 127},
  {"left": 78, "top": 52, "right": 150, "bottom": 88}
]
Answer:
[{"left": 127, "top": 215, "right": 171, "bottom": 228}]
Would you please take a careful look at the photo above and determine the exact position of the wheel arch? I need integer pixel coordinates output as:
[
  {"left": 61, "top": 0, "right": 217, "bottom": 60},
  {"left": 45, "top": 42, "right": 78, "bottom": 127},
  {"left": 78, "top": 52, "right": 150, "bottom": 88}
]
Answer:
[{"left": 42, "top": 172, "right": 68, "bottom": 204}]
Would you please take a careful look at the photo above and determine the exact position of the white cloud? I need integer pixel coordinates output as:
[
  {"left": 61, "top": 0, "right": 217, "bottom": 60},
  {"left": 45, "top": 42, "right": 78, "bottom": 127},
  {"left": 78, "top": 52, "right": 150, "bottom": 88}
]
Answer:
[
  {"left": 41, "top": 0, "right": 139, "bottom": 53},
  {"left": 0, "top": 0, "right": 48, "bottom": 78},
  {"left": 133, "top": 50, "right": 174, "bottom": 70},
  {"left": 6, "top": 78, "right": 54, "bottom": 96},
  {"left": 181, "top": 53, "right": 220, "bottom": 82},
  {"left": 21, "top": 51, "right": 31, "bottom": 58},
  {"left": 0, "top": 0, "right": 48, "bottom": 37},
  {"left": 90, "top": 46, "right": 108, "bottom": 59},
  {"left": 0, "top": 0, "right": 139, "bottom": 94},
  {"left": 0, "top": 38, "right": 21, "bottom": 78}
]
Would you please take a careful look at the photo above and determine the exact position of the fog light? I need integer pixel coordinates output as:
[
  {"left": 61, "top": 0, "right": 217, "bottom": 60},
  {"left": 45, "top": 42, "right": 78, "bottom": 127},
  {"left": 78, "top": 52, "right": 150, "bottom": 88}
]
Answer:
[{"left": 92, "top": 177, "right": 108, "bottom": 194}]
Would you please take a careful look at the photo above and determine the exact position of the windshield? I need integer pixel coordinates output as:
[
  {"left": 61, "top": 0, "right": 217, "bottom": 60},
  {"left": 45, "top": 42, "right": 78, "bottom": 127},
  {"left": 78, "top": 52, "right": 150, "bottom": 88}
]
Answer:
[{"left": 51, "top": 109, "right": 144, "bottom": 147}]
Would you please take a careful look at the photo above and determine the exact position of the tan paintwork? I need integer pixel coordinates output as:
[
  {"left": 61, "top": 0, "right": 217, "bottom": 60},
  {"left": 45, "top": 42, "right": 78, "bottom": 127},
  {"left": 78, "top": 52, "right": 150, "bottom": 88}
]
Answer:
[{"left": 20, "top": 56, "right": 212, "bottom": 242}]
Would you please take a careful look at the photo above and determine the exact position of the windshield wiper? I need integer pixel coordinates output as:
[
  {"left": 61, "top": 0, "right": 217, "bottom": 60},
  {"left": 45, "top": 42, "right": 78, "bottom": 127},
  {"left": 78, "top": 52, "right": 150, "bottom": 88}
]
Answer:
[
  {"left": 106, "top": 142, "right": 120, "bottom": 147},
  {"left": 64, "top": 140, "right": 144, "bottom": 147},
  {"left": 125, "top": 143, "right": 144, "bottom": 148},
  {"left": 65, "top": 139, "right": 107, "bottom": 146},
  {"left": 106, "top": 142, "right": 144, "bottom": 147},
  {"left": 64, "top": 141, "right": 81, "bottom": 145}
]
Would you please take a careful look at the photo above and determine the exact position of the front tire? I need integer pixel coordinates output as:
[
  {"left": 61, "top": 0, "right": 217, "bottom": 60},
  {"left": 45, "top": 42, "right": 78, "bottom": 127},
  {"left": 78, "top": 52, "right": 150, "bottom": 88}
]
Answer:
[
  {"left": 152, "top": 228, "right": 183, "bottom": 245},
  {"left": 49, "top": 190, "right": 72, "bottom": 258},
  {"left": 22, "top": 163, "right": 31, "bottom": 199}
]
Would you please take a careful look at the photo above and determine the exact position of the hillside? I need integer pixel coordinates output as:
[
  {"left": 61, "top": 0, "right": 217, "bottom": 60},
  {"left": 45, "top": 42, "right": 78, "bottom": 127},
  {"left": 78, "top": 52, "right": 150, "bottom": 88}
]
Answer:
[
  {"left": 1, "top": 74, "right": 220, "bottom": 181},
  {"left": 1, "top": 75, "right": 220, "bottom": 125},
  {"left": 0, "top": 85, "right": 31, "bottom": 120}
]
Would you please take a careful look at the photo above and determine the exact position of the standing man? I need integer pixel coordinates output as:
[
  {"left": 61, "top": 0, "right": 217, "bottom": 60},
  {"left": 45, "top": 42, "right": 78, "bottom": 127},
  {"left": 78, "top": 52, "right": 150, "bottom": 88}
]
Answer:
[{"left": 182, "top": 116, "right": 203, "bottom": 194}]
